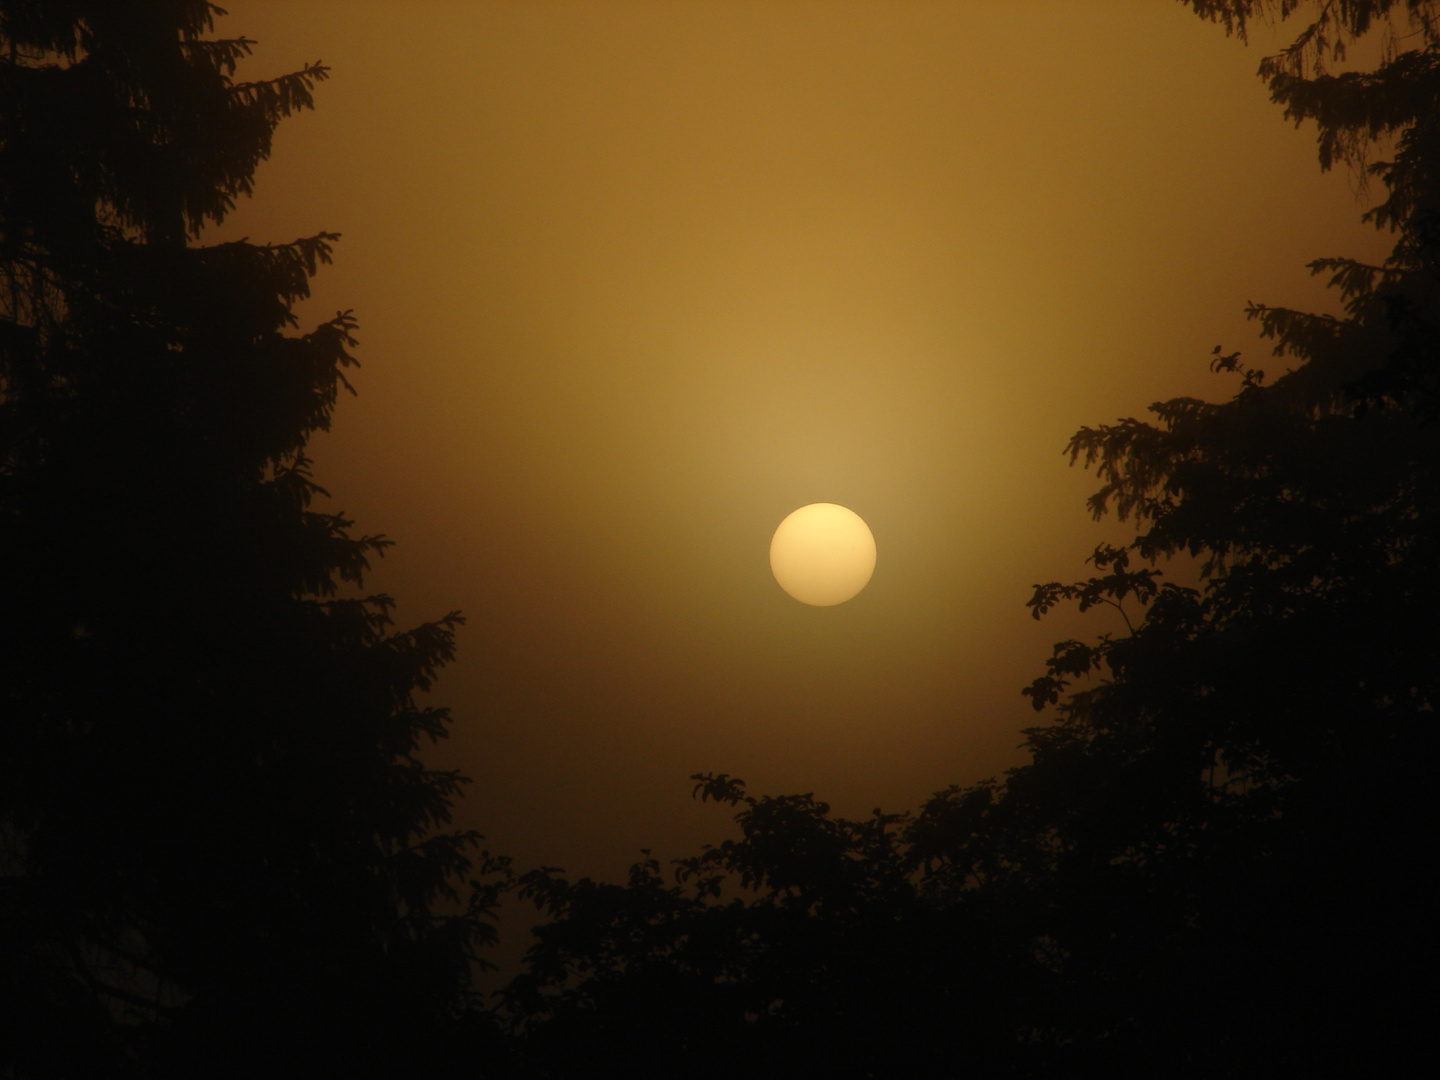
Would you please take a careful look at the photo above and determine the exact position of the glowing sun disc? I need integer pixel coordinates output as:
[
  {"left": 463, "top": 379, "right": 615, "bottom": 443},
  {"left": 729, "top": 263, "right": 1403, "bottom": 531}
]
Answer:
[{"left": 769, "top": 503, "right": 876, "bottom": 606}]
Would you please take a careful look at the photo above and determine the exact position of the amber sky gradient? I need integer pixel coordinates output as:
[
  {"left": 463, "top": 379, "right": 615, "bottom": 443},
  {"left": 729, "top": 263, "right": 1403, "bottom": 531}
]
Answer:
[{"left": 207, "top": 1, "right": 1388, "bottom": 891}]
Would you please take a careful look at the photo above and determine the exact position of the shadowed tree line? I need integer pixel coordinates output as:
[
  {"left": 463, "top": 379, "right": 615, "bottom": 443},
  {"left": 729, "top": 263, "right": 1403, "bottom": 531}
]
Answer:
[{"left": 1, "top": 1, "right": 1435, "bottom": 1077}]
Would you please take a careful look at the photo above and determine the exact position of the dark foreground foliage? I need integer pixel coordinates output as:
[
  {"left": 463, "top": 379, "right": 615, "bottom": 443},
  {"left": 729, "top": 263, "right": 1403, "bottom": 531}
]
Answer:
[
  {"left": 0, "top": 3, "right": 502, "bottom": 1076},
  {"left": 501, "top": 3, "right": 1439, "bottom": 1076},
  {"left": 4, "top": 0, "right": 1434, "bottom": 1076}
]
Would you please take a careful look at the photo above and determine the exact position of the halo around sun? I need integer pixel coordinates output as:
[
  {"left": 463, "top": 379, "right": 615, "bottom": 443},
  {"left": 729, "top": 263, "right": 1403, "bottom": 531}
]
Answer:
[{"left": 769, "top": 503, "right": 876, "bottom": 606}]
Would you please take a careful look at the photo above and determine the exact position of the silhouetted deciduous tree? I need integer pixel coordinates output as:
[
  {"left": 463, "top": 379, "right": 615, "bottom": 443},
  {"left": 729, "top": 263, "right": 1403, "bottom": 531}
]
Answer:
[
  {"left": 0, "top": 4, "right": 502, "bottom": 1076},
  {"left": 503, "top": 3, "right": 1439, "bottom": 1076},
  {"left": 502, "top": 775, "right": 1037, "bottom": 1079},
  {"left": 998, "top": 1, "right": 1439, "bottom": 1067}
]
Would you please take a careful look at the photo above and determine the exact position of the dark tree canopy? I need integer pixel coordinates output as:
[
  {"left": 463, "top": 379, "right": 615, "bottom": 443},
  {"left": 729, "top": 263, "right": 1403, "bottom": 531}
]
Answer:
[
  {"left": 0, "top": 3, "right": 499, "bottom": 1076},
  {"left": 500, "top": 3, "right": 1439, "bottom": 1076}
]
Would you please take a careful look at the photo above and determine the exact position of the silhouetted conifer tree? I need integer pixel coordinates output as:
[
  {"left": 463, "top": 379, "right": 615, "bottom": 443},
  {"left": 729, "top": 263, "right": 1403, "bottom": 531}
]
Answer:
[
  {"left": 503, "top": 3, "right": 1438, "bottom": 1076},
  {"left": 0, "top": 4, "right": 501, "bottom": 1076}
]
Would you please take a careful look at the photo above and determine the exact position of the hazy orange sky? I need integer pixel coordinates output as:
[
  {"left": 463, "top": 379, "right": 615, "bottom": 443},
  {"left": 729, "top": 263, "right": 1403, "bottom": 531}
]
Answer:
[{"left": 208, "top": 0, "right": 1389, "bottom": 895}]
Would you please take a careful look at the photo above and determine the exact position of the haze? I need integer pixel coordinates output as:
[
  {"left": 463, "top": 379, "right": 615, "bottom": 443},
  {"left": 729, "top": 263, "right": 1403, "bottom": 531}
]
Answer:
[{"left": 206, "top": 0, "right": 1387, "bottom": 897}]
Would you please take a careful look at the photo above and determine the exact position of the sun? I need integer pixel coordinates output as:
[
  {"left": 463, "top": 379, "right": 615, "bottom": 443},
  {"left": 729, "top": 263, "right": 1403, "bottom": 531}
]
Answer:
[{"left": 769, "top": 503, "right": 876, "bottom": 606}]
